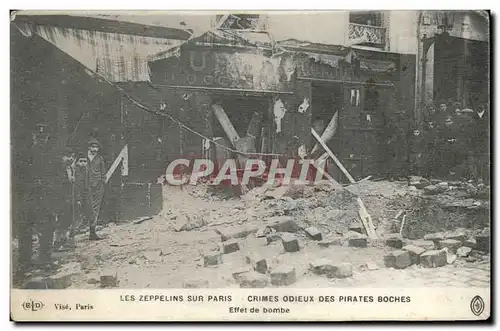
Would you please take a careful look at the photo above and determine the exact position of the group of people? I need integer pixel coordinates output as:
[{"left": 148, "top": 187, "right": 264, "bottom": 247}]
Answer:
[
  {"left": 409, "top": 101, "right": 490, "bottom": 181},
  {"left": 14, "top": 124, "right": 108, "bottom": 278}
]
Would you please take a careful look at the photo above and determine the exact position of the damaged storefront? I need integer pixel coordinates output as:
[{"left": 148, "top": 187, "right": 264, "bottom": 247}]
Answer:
[{"left": 148, "top": 31, "right": 416, "bottom": 184}]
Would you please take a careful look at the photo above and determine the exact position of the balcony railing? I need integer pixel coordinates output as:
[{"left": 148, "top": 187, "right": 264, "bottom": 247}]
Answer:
[{"left": 348, "top": 23, "right": 387, "bottom": 47}]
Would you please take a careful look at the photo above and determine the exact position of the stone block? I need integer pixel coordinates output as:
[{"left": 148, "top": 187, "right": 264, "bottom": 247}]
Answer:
[
  {"left": 475, "top": 234, "right": 490, "bottom": 253},
  {"left": 457, "top": 246, "right": 472, "bottom": 258},
  {"left": 239, "top": 272, "right": 269, "bottom": 288},
  {"left": 384, "top": 234, "right": 404, "bottom": 249},
  {"left": 305, "top": 226, "right": 322, "bottom": 241},
  {"left": 318, "top": 238, "right": 342, "bottom": 248},
  {"left": 348, "top": 235, "right": 368, "bottom": 248},
  {"left": 424, "top": 232, "right": 445, "bottom": 242},
  {"left": 100, "top": 274, "right": 118, "bottom": 288},
  {"left": 270, "top": 266, "right": 296, "bottom": 286},
  {"left": 203, "top": 252, "right": 223, "bottom": 267},
  {"left": 384, "top": 250, "right": 412, "bottom": 269},
  {"left": 221, "top": 240, "right": 240, "bottom": 254},
  {"left": 402, "top": 245, "right": 425, "bottom": 265},
  {"left": 50, "top": 272, "right": 73, "bottom": 289},
  {"left": 437, "top": 239, "right": 462, "bottom": 253},
  {"left": 419, "top": 249, "right": 447, "bottom": 268},
  {"left": 445, "top": 229, "right": 467, "bottom": 243},
  {"left": 412, "top": 240, "right": 436, "bottom": 250},
  {"left": 326, "top": 263, "right": 353, "bottom": 279},
  {"left": 245, "top": 254, "right": 268, "bottom": 274},
  {"left": 183, "top": 280, "right": 209, "bottom": 288},
  {"left": 281, "top": 233, "right": 300, "bottom": 252},
  {"left": 309, "top": 259, "right": 335, "bottom": 275}
]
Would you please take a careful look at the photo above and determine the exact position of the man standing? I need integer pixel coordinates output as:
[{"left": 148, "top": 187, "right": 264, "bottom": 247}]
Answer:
[
  {"left": 471, "top": 104, "right": 490, "bottom": 183},
  {"left": 31, "top": 123, "right": 60, "bottom": 265},
  {"left": 87, "top": 138, "right": 106, "bottom": 240},
  {"left": 53, "top": 147, "right": 76, "bottom": 250}
]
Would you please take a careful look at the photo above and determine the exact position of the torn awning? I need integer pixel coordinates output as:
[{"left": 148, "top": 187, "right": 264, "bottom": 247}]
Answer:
[
  {"left": 148, "top": 29, "right": 276, "bottom": 62},
  {"left": 304, "top": 52, "right": 343, "bottom": 68},
  {"left": 13, "top": 21, "right": 185, "bottom": 82},
  {"left": 360, "top": 58, "right": 397, "bottom": 73}
]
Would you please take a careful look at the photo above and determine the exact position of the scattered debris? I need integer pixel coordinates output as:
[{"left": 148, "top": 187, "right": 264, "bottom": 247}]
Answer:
[{"left": 133, "top": 216, "right": 153, "bottom": 225}]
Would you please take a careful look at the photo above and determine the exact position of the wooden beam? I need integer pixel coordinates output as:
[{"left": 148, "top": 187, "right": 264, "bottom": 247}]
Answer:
[
  {"left": 311, "top": 128, "right": 356, "bottom": 183},
  {"left": 311, "top": 111, "right": 338, "bottom": 155},
  {"left": 105, "top": 144, "right": 128, "bottom": 184},
  {"left": 311, "top": 128, "right": 377, "bottom": 239},
  {"left": 212, "top": 104, "right": 240, "bottom": 148}
]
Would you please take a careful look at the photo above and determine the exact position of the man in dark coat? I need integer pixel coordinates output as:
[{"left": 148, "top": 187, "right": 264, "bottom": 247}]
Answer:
[
  {"left": 471, "top": 104, "right": 490, "bottom": 182},
  {"left": 87, "top": 138, "right": 106, "bottom": 240}
]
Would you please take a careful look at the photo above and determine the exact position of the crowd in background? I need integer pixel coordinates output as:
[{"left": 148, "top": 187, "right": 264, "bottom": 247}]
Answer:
[{"left": 409, "top": 100, "right": 490, "bottom": 182}]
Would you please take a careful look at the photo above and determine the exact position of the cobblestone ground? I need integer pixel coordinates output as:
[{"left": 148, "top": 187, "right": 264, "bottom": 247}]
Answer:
[{"left": 290, "top": 262, "right": 491, "bottom": 288}]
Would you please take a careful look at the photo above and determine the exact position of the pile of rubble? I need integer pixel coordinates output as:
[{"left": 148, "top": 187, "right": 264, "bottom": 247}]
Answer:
[{"left": 383, "top": 226, "right": 490, "bottom": 270}]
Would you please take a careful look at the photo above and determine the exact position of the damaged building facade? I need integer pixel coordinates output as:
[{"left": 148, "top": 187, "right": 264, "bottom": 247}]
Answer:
[
  {"left": 148, "top": 12, "right": 418, "bottom": 182},
  {"left": 416, "top": 10, "right": 489, "bottom": 121}
]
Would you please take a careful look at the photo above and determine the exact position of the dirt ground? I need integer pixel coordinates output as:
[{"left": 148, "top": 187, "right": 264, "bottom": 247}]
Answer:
[{"left": 13, "top": 179, "right": 491, "bottom": 289}]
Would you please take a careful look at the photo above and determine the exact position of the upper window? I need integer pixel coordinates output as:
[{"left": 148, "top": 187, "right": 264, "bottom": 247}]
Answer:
[{"left": 349, "top": 11, "right": 383, "bottom": 27}]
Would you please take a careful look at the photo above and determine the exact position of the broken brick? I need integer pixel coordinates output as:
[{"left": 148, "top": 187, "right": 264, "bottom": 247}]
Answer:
[
  {"left": 309, "top": 259, "right": 335, "bottom": 275},
  {"left": 220, "top": 240, "right": 240, "bottom": 254},
  {"left": 305, "top": 226, "right": 322, "bottom": 241},
  {"left": 318, "top": 238, "right": 342, "bottom": 248},
  {"left": 402, "top": 245, "right": 425, "bottom": 265},
  {"left": 239, "top": 272, "right": 269, "bottom": 288},
  {"left": 281, "top": 233, "right": 300, "bottom": 252},
  {"left": 457, "top": 246, "right": 472, "bottom": 257},
  {"left": 419, "top": 249, "right": 447, "bottom": 268},
  {"left": 270, "top": 266, "right": 296, "bottom": 286},
  {"left": 384, "top": 250, "right": 412, "bottom": 269},
  {"left": 326, "top": 263, "right": 353, "bottom": 279},
  {"left": 437, "top": 239, "right": 462, "bottom": 253},
  {"left": 384, "top": 234, "right": 404, "bottom": 249},
  {"left": 203, "top": 252, "right": 223, "bottom": 267}
]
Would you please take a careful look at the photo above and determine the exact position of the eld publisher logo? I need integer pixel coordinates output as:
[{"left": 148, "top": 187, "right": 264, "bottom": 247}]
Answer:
[{"left": 22, "top": 299, "right": 44, "bottom": 312}]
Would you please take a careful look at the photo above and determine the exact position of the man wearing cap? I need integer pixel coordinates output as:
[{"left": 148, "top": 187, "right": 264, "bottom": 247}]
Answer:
[{"left": 87, "top": 138, "right": 106, "bottom": 240}]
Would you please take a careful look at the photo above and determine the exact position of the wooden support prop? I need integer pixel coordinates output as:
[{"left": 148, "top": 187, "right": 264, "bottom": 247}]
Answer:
[
  {"left": 211, "top": 104, "right": 249, "bottom": 194},
  {"left": 212, "top": 104, "right": 240, "bottom": 147},
  {"left": 311, "top": 129, "right": 355, "bottom": 183},
  {"left": 311, "top": 111, "right": 338, "bottom": 155},
  {"left": 311, "top": 128, "right": 377, "bottom": 239},
  {"left": 105, "top": 144, "right": 128, "bottom": 184}
]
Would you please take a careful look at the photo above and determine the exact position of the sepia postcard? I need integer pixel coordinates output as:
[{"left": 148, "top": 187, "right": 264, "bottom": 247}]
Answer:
[{"left": 10, "top": 9, "right": 491, "bottom": 322}]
